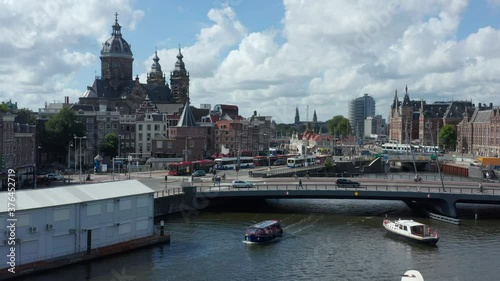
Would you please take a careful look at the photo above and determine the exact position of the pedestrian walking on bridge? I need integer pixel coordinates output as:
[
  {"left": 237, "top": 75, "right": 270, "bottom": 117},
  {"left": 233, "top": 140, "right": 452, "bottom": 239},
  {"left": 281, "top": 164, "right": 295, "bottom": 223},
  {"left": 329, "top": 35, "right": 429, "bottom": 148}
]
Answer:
[{"left": 298, "top": 179, "right": 303, "bottom": 189}]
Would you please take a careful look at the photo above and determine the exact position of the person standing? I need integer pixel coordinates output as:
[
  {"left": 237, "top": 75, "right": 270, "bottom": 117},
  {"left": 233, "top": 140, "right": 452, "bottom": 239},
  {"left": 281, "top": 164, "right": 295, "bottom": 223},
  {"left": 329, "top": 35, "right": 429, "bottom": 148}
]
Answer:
[
  {"left": 299, "top": 179, "right": 303, "bottom": 189},
  {"left": 479, "top": 182, "right": 484, "bottom": 193}
]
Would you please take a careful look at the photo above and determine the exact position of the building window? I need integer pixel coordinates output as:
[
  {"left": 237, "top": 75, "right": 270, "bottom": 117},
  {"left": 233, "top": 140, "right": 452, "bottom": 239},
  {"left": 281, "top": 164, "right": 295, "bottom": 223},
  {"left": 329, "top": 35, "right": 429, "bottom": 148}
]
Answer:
[
  {"left": 168, "top": 142, "right": 172, "bottom": 148},
  {"left": 189, "top": 140, "right": 194, "bottom": 148},
  {"left": 155, "top": 124, "right": 160, "bottom": 131},
  {"left": 147, "top": 133, "right": 151, "bottom": 141},
  {"left": 147, "top": 124, "right": 151, "bottom": 131},
  {"left": 138, "top": 133, "right": 143, "bottom": 140},
  {"left": 157, "top": 141, "right": 163, "bottom": 149},
  {"left": 138, "top": 124, "right": 143, "bottom": 131}
]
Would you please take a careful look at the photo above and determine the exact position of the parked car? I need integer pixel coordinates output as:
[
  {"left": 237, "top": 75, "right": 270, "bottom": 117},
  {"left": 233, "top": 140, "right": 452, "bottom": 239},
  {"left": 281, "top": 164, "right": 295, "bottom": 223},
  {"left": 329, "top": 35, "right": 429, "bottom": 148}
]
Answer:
[
  {"left": 335, "top": 178, "right": 360, "bottom": 188},
  {"left": 46, "top": 173, "right": 64, "bottom": 181},
  {"left": 232, "top": 180, "right": 254, "bottom": 188},
  {"left": 192, "top": 170, "right": 206, "bottom": 177},
  {"left": 273, "top": 159, "right": 286, "bottom": 166}
]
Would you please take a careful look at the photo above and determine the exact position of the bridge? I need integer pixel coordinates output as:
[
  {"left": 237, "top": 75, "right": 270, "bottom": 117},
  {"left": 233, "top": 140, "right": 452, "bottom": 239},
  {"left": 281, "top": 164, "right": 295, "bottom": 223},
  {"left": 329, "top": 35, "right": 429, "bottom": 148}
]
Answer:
[{"left": 168, "top": 180, "right": 500, "bottom": 222}]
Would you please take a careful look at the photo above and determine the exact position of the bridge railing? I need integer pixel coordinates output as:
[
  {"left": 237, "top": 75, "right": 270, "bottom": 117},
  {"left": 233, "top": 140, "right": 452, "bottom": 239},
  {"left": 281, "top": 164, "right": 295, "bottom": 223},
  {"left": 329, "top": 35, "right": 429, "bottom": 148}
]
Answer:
[
  {"left": 361, "top": 173, "right": 472, "bottom": 182},
  {"left": 154, "top": 188, "right": 184, "bottom": 198},
  {"left": 195, "top": 184, "right": 500, "bottom": 196},
  {"left": 265, "top": 164, "right": 325, "bottom": 177}
]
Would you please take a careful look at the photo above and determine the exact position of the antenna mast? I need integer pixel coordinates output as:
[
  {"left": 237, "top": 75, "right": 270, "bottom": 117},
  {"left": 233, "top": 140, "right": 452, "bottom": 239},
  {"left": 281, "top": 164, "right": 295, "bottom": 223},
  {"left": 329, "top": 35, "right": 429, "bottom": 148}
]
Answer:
[{"left": 306, "top": 105, "right": 309, "bottom": 129}]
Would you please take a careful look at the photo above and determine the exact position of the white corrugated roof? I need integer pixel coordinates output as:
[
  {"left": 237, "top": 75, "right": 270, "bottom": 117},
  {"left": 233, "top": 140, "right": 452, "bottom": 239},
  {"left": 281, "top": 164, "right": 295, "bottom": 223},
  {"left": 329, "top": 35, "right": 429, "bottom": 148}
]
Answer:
[{"left": 0, "top": 180, "right": 155, "bottom": 213}]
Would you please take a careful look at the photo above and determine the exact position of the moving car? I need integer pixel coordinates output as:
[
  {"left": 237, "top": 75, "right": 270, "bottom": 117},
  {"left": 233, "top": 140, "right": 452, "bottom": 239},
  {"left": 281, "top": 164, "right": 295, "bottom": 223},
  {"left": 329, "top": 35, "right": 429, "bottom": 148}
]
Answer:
[
  {"left": 273, "top": 159, "right": 286, "bottom": 166},
  {"left": 335, "top": 178, "right": 360, "bottom": 188},
  {"left": 192, "top": 170, "right": 206, "bottom": 177},
  {"left": 232, "top": 180, "right": 254, "bottom": 188},
  {"left": 46, "top": 173, "right": 64, "bottom": 181}
]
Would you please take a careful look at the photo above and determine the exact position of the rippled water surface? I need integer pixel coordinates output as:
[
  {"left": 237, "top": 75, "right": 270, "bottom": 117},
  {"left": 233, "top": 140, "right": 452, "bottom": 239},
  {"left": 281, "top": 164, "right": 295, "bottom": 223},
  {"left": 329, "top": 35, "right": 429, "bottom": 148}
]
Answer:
[{"left": 21, "top": 199, "right": 500, "bottom": 281}]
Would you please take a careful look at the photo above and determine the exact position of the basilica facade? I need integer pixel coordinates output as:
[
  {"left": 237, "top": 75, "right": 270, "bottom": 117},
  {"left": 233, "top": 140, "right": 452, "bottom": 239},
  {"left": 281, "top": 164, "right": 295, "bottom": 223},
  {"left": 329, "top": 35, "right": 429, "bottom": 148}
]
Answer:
[{"left": 79, "top": 14, "right": 190, "bottom": 114}]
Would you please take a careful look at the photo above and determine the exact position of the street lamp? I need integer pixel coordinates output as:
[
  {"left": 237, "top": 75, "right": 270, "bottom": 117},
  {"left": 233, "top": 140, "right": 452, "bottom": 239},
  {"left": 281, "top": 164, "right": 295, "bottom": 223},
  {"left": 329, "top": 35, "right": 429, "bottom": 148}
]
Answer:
[
  {"left": 263, "top": 133, "right": 271, "bottom": 167},
  {"left": 184, "top": 136, "right": 192, "bottom": 162},
  {"left": 74, "top": 135, "right": 87, "bottom": 183},
  {"left": 68, "top": 141, "right": 73, "bottom": 170}
]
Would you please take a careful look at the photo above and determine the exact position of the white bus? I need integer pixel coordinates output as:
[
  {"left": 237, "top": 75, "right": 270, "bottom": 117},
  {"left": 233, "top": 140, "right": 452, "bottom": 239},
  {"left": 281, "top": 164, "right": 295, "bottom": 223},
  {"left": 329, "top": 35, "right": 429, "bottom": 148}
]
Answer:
[
  {"left": 419, "top": 145, "right": 439, "bottom": 154},
  {"left": 287, "top": 155, "right": 317, "bottom": 168},
  {"left": 214, "top": 157, "right": 254, "bottom": 170},
  {"left": 381, "top": 143, "right": 413, "bottom": 154}
]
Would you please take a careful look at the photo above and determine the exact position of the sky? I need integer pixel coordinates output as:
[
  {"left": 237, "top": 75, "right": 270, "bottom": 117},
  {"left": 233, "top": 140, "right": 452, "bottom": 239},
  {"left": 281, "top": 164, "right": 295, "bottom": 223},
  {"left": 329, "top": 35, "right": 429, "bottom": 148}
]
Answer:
[{"left": 2, "top": 0, "right": 500, "bottom": 124}]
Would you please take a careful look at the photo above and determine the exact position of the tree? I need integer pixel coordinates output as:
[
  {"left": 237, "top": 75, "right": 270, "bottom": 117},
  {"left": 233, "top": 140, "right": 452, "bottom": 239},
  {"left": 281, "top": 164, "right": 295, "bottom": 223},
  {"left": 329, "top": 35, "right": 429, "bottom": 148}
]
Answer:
[
  {"left": 439, "top": 124, "right": 457, "bottom": 151},
  {"left": 16, "top": 108, "right": 36, "bottom": 124},
  {"left": 0, "top": 103, "right": 9, "bottom": 113},
  {"left": 326, "top": 115, "right": 352, "bottom": 137},
  {"left": 101, "top": 133, "right": 119, "bottom": 158},
  {"left": 324, "top": 156, "right": 334, "bottom": 176},
  {"left": 43, "top": 108, "right": 86, "bottom": 164}
]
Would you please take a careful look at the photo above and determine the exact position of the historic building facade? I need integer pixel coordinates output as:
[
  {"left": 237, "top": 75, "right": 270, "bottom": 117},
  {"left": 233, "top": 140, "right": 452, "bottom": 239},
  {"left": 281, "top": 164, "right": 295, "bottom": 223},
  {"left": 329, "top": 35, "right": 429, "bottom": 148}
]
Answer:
[
  {"left": 456, "top": 103, "right": 498, "bottom": 157},
  {"left": 388, "top": 86, "right": 472, "bottom": 148},
  {"left": 66, "top": 14, "right": 191, "bottom": 164},
  {"left": 78, "top": 14, "right": 189, "bottom": 114}
]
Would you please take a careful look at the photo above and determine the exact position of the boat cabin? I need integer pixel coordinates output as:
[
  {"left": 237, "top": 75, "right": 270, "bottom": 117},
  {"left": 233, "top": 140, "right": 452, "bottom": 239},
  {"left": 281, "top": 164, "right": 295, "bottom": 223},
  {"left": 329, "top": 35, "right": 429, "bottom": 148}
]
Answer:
[
  {"left": 244, "top": 220, "right": 283, "bottom": 244},
  {"left": 394, "top": 220, "right": 434, "bottom": 237}
]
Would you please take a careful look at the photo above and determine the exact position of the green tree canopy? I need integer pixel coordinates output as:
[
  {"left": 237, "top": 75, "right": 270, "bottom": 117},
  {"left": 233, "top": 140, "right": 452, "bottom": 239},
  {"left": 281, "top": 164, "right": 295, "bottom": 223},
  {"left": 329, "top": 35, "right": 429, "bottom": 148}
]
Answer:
[
  {"left": 101, "top": 132, "right": 119, "bottom": 158},
  {"left": 16, "top": 108, "right": 36, "bottom": 124},
  {"left": 43, "top": 108, "right": 86, "bottom": 155},
  {"left": 439, "top": 124, "right": 457, "bottom": 151},
  {"left": 324, "top": 156, "right": 334, "bottom": 171},
  {"left": 0, "top": 102, "right": 9, "bottom": 113},
  {"left": 326, "top": 115, "right": 352, "bottom": 137}
]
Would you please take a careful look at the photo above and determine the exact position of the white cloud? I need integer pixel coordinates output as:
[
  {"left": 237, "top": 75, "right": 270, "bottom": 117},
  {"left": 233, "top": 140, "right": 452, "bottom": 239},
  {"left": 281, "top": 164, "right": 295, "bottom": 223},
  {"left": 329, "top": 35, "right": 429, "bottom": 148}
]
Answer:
[
  {"left": 5, "top": 0, "right": 500, "bottom": 125},
  {"left": 183, "top": 0, "right": 500, "bottom": 122},
  {"left": 0, "top": 0, "right": 142, "bottom": 107}
]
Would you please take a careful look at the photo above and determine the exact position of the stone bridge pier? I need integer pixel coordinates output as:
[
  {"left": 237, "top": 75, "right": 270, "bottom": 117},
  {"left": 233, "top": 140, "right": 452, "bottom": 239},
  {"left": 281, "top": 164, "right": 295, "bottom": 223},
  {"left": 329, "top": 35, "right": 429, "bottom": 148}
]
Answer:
[{"left": 404, "top": 194, "right": 458, "bottom": 218}]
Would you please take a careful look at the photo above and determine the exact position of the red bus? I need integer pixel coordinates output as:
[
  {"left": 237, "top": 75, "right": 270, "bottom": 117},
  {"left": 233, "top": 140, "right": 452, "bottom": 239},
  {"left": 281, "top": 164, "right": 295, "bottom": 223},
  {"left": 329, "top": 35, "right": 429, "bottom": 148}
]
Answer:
[
  {"left": 253, "top": 156, "right": 270, "bottom": 167},
  {"left": 167, "top": 160, "right": 214, "bottom": 176}
]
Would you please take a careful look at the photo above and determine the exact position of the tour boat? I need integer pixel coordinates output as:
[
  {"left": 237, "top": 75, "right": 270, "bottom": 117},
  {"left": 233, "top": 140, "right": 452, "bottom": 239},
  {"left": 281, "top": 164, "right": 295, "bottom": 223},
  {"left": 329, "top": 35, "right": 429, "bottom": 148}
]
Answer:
[
  {"left": 383, "top": 219, "right": 439, "bottom": 245},
  {"left": 243, "top": 220, "right": 283, "bottom": 244}
]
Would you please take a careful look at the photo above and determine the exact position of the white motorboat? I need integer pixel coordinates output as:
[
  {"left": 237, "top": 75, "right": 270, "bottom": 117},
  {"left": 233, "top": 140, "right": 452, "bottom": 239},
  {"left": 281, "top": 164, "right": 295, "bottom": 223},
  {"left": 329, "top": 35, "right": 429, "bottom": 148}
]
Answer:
[
  {"left": 401, "top": 270, "right": 424, "bottom": 281},
  {"left": 383, "top": 219, "right": 439, "bottom": 245}
]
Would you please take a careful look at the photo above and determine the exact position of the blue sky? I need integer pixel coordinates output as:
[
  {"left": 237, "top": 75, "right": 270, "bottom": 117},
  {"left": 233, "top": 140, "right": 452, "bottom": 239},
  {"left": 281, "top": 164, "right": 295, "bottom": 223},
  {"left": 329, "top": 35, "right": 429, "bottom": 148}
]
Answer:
[{"left": 2, "top": 0, "right": 500, "bottom": 123}]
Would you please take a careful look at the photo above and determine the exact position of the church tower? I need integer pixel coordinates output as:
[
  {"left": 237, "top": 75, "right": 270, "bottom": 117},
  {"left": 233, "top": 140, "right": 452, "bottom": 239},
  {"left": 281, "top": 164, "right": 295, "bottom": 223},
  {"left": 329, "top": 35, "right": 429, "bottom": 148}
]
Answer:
[
  {"left": 100, "top": 13, "right": 133, "bottom": 87},
  {"left": 147, "top": 49, "right": 166, "bottom": 86},
  {"left": 170, "top": 47, "right": 190, "bottom": 104},
  {"left": 294, "top": 107, "right": 300, "bottom": 125}
]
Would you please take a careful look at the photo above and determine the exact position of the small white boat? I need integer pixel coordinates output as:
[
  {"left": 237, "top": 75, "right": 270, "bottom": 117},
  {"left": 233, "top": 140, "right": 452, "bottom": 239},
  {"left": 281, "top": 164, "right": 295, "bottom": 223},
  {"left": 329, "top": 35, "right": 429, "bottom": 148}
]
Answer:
[
  {"left": 401, "top": 270, "right": 424, "bottom": 281},
  {"left": 383, "top": 219, "right": 439, "bottom": 245}
]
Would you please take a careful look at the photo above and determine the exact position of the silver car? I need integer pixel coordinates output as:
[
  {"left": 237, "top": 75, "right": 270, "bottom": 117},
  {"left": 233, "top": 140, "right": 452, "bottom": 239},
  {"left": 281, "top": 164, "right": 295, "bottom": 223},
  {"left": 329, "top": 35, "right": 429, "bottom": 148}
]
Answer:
[{"left": 232, "top": 180, "right": 254, "bottom": 188}]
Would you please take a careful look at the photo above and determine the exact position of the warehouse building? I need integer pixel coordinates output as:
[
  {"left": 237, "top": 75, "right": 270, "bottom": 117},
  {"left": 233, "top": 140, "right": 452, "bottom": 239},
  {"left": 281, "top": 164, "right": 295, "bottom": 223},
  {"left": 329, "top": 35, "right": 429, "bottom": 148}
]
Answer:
[{"left": 0, "top": 180, "right": 164, "bottom": 276}]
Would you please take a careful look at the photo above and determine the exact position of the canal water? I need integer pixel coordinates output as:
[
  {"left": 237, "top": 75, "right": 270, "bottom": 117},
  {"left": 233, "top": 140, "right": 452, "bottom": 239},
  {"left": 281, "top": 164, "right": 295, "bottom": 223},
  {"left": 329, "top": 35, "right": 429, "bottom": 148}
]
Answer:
[{"left": 20, "top": 199, "right": 500, "bottom": 281}]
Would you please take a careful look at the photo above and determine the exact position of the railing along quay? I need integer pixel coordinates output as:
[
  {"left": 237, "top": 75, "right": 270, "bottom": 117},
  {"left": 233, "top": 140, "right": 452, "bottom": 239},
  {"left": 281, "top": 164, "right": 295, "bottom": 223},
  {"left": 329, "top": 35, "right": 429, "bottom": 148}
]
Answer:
[{"left": 154, "top": 187, "right": 184, "bottom": 198}]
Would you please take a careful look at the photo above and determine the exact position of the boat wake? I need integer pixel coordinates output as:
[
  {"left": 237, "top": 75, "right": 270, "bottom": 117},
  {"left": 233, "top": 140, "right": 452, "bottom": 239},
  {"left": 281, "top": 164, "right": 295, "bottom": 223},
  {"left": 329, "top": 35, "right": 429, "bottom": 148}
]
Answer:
[{"left": 283, "top": 215, "right": 324, "bottom": 235}]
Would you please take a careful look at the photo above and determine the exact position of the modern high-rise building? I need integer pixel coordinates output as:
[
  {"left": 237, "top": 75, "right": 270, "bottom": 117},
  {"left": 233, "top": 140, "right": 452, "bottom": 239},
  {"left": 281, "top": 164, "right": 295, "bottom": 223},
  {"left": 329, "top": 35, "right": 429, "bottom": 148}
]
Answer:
[{"left": 348, "top": 93, "right": 375, "bottom": 138}]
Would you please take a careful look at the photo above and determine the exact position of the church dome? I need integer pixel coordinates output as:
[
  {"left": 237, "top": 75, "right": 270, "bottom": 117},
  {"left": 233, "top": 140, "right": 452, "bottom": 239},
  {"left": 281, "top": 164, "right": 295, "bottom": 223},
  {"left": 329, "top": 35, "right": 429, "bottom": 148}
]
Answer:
[{"left": 101, "top": 13, "right": 133, "bottom": 58}]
